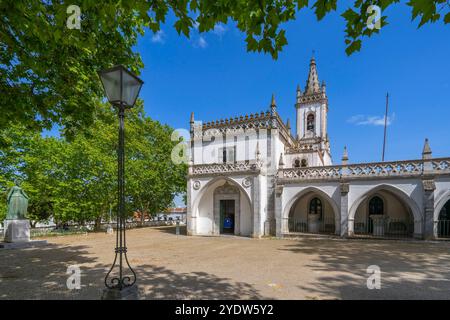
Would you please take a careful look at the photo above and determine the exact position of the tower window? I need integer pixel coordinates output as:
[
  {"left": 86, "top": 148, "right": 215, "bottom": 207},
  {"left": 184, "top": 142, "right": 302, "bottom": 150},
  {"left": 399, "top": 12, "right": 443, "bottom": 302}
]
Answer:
[
  {"left": 294, "top": 159, "right": 300, "bottom": 168},
  {"left": 307, "top": 114, "right": 315, "bottom": 131},
  {"left": 219, "top": 147, "right": 235, "bottom": 163},
  {"left": 301, "top": 159, "right": 308, "bottom": 167}
]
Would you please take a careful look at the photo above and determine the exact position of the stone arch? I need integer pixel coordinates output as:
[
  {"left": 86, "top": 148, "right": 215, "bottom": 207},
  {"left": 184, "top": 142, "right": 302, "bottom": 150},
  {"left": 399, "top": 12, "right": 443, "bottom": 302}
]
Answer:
[
  {"left": 193, "top": 176, "right": 252, "bottom": 218},
  {"left": 192, "top": 176, "right": 253, "bottom": 236},
  {"left": 283, "top": 187, "right": 340, "bottom": 235},
  {"left": 434, "top": 190, "right": 450, "bottom": 238},
  {"left": 348, "top": 184, "right": 422, "bottom": 236},
  {"left": 434, "top": 190, "right": 450, "bottom": 222}
]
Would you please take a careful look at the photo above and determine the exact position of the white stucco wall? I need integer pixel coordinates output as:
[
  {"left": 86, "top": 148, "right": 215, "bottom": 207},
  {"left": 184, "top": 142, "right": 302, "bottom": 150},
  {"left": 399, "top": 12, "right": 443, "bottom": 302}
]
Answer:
[{"left": 192, "top": 128, "right": 271, "bottom": 165}]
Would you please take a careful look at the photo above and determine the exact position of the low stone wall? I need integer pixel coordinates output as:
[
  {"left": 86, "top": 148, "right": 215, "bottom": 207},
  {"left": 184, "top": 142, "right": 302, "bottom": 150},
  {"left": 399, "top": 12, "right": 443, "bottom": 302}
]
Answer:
[{"left": 0, "top": 220, "right": 185, "bottom": 238}]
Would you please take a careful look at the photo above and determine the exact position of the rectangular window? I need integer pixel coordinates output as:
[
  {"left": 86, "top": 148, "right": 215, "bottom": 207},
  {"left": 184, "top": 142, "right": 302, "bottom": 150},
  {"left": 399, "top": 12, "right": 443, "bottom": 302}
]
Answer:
[{"left": 219, "top": 146, "right": 235, "bottom": 163}]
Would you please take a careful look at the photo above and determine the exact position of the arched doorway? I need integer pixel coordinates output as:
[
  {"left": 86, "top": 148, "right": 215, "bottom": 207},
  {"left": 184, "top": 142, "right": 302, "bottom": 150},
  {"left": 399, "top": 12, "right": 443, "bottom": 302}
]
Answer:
[
  {"left": 288, "top": 191, "right": 336, "bottom": 234},
  {"left": 194, "top": 179, "right": 253, "bottom": 236},
  {"left": 214, "top": 182, "right": 240, "bottom": 235},
  {"left": 438, "top": 200, "right": 450, "bottom": 238},
  {"left": 353, "top": 190, "right": 414, "bottom": 238}
]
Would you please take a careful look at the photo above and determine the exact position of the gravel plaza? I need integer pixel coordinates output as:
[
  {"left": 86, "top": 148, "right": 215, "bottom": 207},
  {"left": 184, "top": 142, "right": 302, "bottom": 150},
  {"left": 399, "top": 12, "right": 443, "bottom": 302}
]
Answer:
[{"left": 0, "top": 226, "right": 449, "bottom": 300}]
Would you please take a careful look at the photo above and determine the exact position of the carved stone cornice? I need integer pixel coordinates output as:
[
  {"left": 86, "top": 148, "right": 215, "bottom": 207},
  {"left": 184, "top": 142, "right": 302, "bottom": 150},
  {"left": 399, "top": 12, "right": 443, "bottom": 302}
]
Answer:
[
  {"left": 340, "top": 183, "right": 349, "bottom": 194},
  {"left": 275, "top": 184, "right": 284, "bottom": 197},
  {"left": 214, "top": 182, "right": 239, "bottom": 195},
  {"left": 190, "top": 162, "right": 261, "bottom": 177},
  {"left": 296, "top": 92, "right": 327, "bottom": 105},
  {"left": 193, "top": 110, "right": 295, "bottom": 148},
  {"left": 422, "top": 179, "right": 436, "bottom": 192},
  {"left": 201, "top": 111, "right": 271, "bottom": 132}
]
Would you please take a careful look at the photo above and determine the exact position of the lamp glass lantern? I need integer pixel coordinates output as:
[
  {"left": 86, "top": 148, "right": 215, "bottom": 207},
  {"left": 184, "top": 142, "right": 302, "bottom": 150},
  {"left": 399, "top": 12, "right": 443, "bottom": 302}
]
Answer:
[{"left": 98, "top": 65, "right": 143, "bottom": 107}]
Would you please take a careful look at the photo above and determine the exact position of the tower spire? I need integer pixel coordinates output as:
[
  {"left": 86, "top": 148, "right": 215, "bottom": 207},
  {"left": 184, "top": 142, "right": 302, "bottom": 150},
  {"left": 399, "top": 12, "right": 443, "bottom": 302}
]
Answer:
[
  {"left": 422, "top": 138, "right": 432, "bottom": 159},
  {"left": 270, "top": 93, "right": 277, "bottom": 116},
  {"left": 305, "top": 56, "right": 320, "bottom": 94}
]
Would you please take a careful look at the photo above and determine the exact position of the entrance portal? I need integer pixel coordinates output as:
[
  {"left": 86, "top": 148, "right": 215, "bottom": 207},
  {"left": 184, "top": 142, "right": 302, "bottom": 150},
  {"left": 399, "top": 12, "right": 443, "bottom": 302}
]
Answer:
[{"left": 220, "top": 200, "right": 235, "bottom": 234}]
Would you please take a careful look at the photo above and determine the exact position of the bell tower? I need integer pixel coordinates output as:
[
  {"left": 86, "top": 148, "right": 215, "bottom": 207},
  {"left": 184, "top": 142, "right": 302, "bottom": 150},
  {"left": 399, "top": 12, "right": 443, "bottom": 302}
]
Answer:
[{"left": 294, "top": 57, "right": 332, "bottom": 166}]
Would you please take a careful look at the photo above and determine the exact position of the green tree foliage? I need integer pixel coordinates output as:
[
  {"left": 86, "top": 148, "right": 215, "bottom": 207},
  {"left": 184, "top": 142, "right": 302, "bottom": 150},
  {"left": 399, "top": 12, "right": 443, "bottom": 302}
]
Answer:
[
  {"left": 1, "top": 1, "right": 448, "bottom": 137},
  {"left": 0, "top": 103, "right": 186, "bottom": 226}
]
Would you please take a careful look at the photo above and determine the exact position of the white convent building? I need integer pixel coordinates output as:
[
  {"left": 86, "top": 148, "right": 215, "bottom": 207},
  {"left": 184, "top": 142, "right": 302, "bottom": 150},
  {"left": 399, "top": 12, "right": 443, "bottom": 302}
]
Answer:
[{"left": 186, "top": 57, "right": 450, "bottom": 240}]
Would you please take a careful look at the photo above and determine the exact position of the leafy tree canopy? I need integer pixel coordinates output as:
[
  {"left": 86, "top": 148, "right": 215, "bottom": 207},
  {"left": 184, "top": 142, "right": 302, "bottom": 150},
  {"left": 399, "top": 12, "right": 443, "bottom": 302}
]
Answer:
[
  {"left": 0, "top": 103, "right": 187, "bottom": 226},
  {"left": 1, "top": 1, "right": 448, "bottom": 137}
]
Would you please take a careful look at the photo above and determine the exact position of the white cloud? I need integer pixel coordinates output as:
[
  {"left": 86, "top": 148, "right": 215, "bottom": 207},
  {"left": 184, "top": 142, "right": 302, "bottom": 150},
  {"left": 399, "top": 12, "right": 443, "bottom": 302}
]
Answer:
[
  {"left": 151, "top": 30, "right": 166, "bottom": 44},
  {"left": 196, "top": 36, "right": 208, "bottom": 48},
  {"left": 212, "top": 24, "right": 227, "bottom": 37},
  {"left": 347, "top": 114, "right": 395, "bottom": 126}
]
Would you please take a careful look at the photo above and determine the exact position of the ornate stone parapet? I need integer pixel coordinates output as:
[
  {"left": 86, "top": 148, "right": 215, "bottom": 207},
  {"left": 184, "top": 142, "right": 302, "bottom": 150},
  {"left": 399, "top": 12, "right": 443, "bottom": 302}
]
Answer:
[
  {"left": 190, "top": 162, "right": 261, "bottom": 177},
  {"left": 277, "top": 158, "right": 450, "bottom": 183},
  {"left": 278, "top": 165, "right": 342, "bottom": 181},
  {"left": 347, "top": 160, "right": 423, "bottom": 178},
  {"left": 432, "top": 158, "right": 450, "bottom": 173}
]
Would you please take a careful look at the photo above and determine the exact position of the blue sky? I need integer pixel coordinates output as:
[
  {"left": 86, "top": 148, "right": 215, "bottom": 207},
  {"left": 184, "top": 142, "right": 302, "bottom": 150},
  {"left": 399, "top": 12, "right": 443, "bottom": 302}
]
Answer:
[{"left": 137, "top": 3, "right": 450, "bottom": 164}]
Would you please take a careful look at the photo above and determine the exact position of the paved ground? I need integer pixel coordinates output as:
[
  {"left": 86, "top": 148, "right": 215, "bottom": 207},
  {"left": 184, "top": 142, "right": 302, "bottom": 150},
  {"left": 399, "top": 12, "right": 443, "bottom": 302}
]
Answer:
[{"left": 1, "top": 226, "right": 450, "bottom": 299}]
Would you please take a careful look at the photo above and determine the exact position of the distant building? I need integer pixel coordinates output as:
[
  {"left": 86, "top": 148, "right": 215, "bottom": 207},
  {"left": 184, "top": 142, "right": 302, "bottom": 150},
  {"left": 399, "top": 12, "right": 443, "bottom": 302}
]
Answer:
[{"left": 187, "top": 57, "right": 450, "bottom": 240}]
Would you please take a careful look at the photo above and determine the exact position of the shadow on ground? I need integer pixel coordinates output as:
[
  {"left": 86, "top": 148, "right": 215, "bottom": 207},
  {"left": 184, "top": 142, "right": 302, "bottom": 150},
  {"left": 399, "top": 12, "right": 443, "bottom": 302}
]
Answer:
[
  {"left": 280, "top": 239, "right": 450, "bottom": 299},
  {"left": 153, "top": 225, "right": 187, "bottom": 236},
  {"left": 0, "top": 240, "right": 261, "bottom": 299}
]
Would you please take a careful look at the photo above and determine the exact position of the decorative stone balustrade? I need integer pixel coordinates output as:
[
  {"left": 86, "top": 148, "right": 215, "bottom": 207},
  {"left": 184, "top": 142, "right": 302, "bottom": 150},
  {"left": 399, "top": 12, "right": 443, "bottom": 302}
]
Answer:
[
  {"left": 432, "top": 158, "right": 450, "bottom": 172},
  {"left": 278, "top": 158, "right": 450, "bottom": 181},
  {"left": 281, "top": 166, "right": 342, "bottom": 180},
  {"left": 347, "top": 160, "right": 423, "bottom": 178},
  {"left": 190, "top": 162, "right": 261, "bottom": 176},
  {"left": 189, "top": 158, "right": 450, "bottom": 180}
]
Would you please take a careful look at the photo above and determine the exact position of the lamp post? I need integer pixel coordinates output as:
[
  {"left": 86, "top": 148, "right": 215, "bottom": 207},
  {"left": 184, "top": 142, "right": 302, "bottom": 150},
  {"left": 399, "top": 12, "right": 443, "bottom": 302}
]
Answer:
[{"left": 98, "top": 65, "right": 143, "bottom": 299}]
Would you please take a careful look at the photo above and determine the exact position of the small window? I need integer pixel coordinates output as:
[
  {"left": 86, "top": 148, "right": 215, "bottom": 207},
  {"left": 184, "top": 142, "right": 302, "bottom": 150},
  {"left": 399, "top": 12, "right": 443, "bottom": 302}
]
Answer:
[
  {"left": 307, "top": 114, "right": 315, "bottom": 131},
  {"left": 220, "top": 147, "right": 235, "bottom": 163},
  {"left": 294, "top": 159, "right": 301, "bottom": 168},
  {"left": 369, "top": 196, "right": 384, "bottom": 215},
  {"left": 309, "top": 198, "right": 323, "bottom": 219},
  {"left": 301, "top": 159, "right": 308, "bottom": 167}
]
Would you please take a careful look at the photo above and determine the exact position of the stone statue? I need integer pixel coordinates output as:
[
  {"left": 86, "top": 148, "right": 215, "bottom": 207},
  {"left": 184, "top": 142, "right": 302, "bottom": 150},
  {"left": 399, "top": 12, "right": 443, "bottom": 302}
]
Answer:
[{"left": 6, "top": 183, "right": 29, "bottom": 220}]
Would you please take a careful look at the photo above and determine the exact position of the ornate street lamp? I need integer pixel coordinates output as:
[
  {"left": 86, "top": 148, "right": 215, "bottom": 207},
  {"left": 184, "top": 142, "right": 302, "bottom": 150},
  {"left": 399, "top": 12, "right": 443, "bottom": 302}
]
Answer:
[{"left": 98, "top": 65, "right": 143, "bottom": 299}]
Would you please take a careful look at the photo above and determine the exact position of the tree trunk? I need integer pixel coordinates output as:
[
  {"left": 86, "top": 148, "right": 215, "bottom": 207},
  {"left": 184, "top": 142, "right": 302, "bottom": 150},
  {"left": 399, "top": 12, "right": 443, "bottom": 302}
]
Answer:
[{"left": 94, "top": 216, "right": 102, "bottom": 232}]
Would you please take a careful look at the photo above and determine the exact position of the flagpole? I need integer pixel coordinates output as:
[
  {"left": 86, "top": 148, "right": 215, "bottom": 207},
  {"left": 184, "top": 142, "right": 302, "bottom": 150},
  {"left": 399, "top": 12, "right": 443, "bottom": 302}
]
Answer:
[{"left": 382, "top": 92, "right": 389, "bottom": 162}]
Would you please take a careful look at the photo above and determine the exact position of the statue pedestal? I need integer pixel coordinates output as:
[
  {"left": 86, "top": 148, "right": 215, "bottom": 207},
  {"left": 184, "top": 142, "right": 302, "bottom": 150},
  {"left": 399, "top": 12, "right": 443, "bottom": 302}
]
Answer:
[
  {"left": 4, "top": 219, "right": 30, "bottom": 243},
  {"left": 1, "top": 219, "right": 47, "bottom": 249}
]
